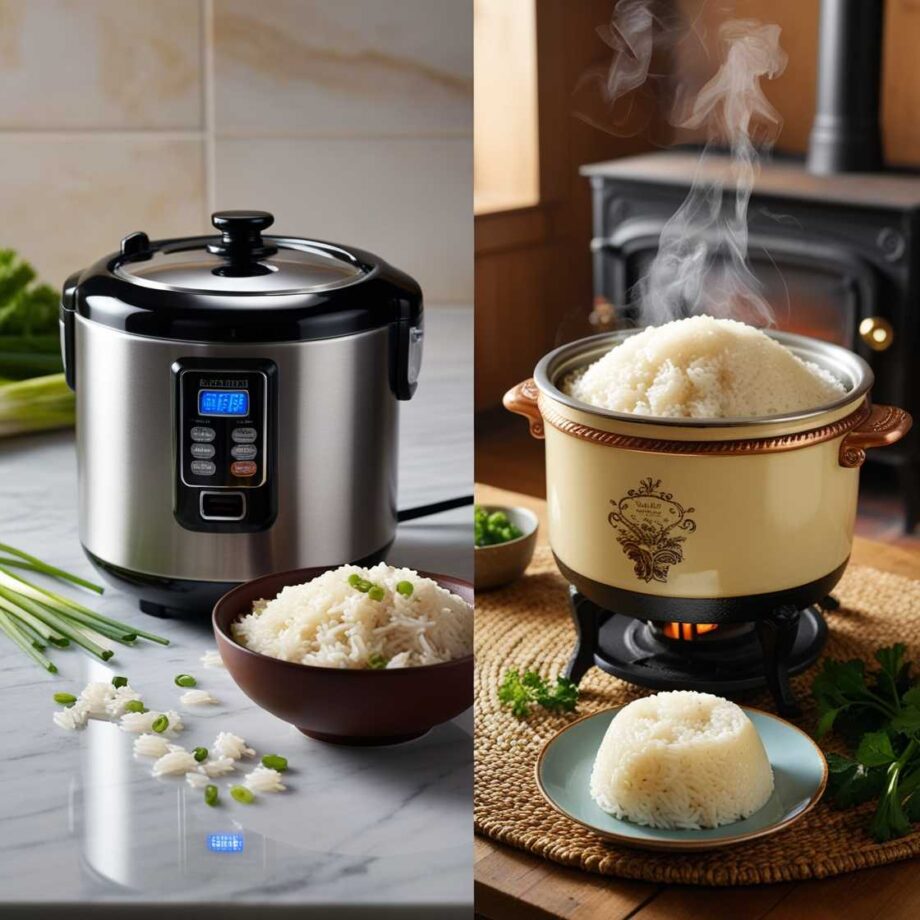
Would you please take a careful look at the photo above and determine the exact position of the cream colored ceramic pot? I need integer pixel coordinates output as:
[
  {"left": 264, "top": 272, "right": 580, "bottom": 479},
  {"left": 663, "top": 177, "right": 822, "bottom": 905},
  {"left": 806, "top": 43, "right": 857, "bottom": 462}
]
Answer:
[{"left": 505, "top": 330, "right": 911, "bottom": 622}]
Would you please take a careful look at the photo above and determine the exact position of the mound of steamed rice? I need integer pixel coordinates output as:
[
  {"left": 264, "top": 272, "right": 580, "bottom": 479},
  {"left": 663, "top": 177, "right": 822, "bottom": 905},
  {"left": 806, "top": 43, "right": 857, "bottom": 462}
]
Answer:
[
  {"left": 564, "top": 315, "right": 845, "bottom": 419},
  {"left": 590, "top": 691, "right": 774, "bottom": 829},
  {"left": 231, "top": 564, "right": 473, "bottom": 669}
]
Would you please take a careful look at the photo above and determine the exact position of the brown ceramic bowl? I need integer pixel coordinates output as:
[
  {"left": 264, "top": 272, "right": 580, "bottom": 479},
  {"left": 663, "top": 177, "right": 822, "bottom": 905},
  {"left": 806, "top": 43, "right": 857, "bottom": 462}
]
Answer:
[{"left": 212, "top": 566, "right": 473, "bottom": 746}]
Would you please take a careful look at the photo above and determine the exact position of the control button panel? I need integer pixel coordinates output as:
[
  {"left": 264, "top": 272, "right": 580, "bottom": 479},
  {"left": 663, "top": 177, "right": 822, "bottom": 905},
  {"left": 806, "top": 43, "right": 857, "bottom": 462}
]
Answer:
[
  {"left": 190, "top": 442, "right": 216, "bottom": 459},
  {"left": 173, "top": 358, "right": 277, "bottom": 533},
  {"left": 190, "top": 459, "right": 216, "bottom": 476}
]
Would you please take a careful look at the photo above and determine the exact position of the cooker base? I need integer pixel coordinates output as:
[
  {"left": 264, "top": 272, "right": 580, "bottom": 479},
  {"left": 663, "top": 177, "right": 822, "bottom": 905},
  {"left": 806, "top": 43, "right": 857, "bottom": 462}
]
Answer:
[
  {"left": 554, "top": 553, "right": 849, "bottom": 624},
  {"left": 84, "top": 541, "right": 394, "bottom": 618},
  {"left": 563, "top": 585, "right": 831, "bottom": 717}
]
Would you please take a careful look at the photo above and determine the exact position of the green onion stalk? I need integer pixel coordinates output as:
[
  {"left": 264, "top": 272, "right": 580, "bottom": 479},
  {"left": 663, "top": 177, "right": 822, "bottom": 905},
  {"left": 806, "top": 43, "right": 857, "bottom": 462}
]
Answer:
[
  {"left": 0, "top": 373, "right": 74, "bottom": 437},
  {"left": 0, "top": 545, "right": 169, "bottom": 673}
]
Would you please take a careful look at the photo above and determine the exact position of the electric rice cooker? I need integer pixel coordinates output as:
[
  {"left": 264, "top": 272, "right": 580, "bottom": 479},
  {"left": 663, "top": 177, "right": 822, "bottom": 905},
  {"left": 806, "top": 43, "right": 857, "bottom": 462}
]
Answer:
[{"left": 60, "top": 210, "right": 423, "bottom": 617}]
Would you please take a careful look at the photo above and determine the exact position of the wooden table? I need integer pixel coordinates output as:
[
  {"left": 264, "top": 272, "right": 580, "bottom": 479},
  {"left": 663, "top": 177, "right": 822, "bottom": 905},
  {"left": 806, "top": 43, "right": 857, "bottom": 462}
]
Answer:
[{"left": 474, "top": 484, "right": 920, "bottom": 920}]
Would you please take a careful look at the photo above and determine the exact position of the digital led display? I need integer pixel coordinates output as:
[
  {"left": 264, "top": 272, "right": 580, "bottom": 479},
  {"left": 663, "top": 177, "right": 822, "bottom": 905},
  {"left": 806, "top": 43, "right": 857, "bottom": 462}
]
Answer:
[
  {"left": 198, "top": 389, "right": 249, "bottom": 417},
  {"left": 207, "top": 832, "right": 244, "bottom": 853}
]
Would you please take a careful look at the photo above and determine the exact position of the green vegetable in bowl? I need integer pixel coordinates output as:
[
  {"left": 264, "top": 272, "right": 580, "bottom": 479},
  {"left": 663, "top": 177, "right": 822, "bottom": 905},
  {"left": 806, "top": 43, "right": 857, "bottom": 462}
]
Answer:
[
  {"left": 474, "top": 506, "right": 523, "bottom": 547},
  {"left": 498, "top": 669, "right": 579, "bottom": 719},
  {"left": 367, "top": 653, "right": 389, "bottom": 670},
  {"left": 813, "top": 643, "right": 920, "bottom": 841}
]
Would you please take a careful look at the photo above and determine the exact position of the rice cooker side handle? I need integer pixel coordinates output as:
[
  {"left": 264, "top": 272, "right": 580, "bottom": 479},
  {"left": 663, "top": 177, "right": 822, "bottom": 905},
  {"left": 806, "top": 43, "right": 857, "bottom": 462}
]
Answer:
[
  {"left": 839, "top": 403, "right": 913, "bottom": 468},
  {"left": 60, "top": 270, "right": 82, "bottom": 392},
  {"left": 503, "top": 378, "right": 544, "bottom": 439}
]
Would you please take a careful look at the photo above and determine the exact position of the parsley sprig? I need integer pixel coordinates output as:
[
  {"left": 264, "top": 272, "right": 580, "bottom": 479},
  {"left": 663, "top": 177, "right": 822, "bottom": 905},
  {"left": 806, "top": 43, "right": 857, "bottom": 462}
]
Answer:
[
  {"left": 498, "top": 669, "right": 579, "bottom": 719},
  {"left": 813, "top": 643, "right": 920, "bottom": 841}
]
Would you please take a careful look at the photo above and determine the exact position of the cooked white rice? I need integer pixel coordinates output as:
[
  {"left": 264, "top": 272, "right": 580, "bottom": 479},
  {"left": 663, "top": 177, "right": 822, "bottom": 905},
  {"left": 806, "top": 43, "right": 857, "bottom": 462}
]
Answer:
[
  {"left": 119, "top": 709, "right": 184, "bottom": 736},
  {"left": 200, "top": 649, "right": 225, "bottom": 669},
  {"left": 133, "top": 733, "right": 172, "bottom": 758},
  {"left": 243, "top": 765, "right": 286, "bottom": 793},
  {"left": 565, "top": 315, "right": 845, "bottom": 419},
  {"left": 79, "top": 681, "right": 115, "bottom": 718},
  {"left": 180, "top": 689, "right": 218, "bottom": 707},
  {"left": 231, "top": 564, "right": 473, "bottom": 669},
  {"left": 199, "top": 756, "right": 236, "bottom": 777},
  {"left": 212, "top": 732, "right": 254, "bottom": 760},
  {"left": 106, "top": 685, "right": 143, "bottom": 718},
  {"left": 590, "top": 691, "right": 774, "bottom": 829},
  {"left": 186, "top": 771, "right": 211, "bottom": 789},
  {"left": 152, "top": 748, "right": 199, "bottom": 777},
  {"left": 53, "top": 701, "right": 90, "bottom": 731}
]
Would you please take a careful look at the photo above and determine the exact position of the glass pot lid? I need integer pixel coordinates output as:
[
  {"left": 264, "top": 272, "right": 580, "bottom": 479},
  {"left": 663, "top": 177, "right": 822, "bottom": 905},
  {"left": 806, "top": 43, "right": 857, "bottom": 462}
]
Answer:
[{"left": 114, "top": 211, "right": 369, "bottom": 294}]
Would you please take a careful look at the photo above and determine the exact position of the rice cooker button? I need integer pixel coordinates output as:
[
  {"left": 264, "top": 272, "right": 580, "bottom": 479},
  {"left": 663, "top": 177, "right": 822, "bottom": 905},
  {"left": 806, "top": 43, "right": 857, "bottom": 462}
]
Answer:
[
  {"left": 230, "top": 460, "right": 257, "bottom": 478},
  {"left": 232, "top": 427, "right": 257, "bottom": 443},
  {"left": 190, "top": 442, "right": 216, "bottom": 459},
  {"left": 231, "top": 444, "right": 257, "bottom": 461},
  {"left": 191, "top": 426, "right": 216, "bottom": 443},
  {"left": 190, "top": 460, "right": 216, "bottom": 477}
]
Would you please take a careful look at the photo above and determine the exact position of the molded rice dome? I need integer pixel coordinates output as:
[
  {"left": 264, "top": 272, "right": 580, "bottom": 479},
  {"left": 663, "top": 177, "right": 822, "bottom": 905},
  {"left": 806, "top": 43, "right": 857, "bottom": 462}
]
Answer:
[
  {"left": 590, "top": 691, "right": 774, "bottom": 829},
  {"left": 564, "top": 316, "right": 846, "bottom": 418}
]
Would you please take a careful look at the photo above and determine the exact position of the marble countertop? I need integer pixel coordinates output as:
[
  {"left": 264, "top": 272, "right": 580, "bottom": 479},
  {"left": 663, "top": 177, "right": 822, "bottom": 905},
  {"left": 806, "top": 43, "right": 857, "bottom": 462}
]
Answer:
[{"left": 0, "top": 307, "right": 472, "bottom": 917}]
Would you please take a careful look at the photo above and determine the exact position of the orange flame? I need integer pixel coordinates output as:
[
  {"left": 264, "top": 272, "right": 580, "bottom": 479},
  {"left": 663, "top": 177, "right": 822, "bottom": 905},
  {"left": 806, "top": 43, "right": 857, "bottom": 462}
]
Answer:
[{"left": 662, "top": 622, "right": 720, "bottom": 640}]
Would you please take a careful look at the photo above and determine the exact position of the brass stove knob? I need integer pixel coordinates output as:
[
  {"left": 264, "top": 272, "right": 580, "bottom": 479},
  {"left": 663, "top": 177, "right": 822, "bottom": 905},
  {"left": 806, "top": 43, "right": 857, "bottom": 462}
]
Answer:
[{"left": 859, "top": 316, "right": 894, "bottom": 352}]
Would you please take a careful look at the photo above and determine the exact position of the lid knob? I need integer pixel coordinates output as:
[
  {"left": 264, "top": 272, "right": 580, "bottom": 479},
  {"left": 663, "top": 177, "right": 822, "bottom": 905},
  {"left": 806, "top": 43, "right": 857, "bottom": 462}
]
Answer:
[{"left": 207, "top": 210, "right": 278, "bottom": 263}]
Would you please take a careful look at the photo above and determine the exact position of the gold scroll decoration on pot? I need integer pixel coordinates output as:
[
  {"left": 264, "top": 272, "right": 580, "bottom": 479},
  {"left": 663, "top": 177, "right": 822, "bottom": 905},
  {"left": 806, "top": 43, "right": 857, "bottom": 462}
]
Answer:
[{"left": 608, "top": 478, "right": 696, "bottom": 584}]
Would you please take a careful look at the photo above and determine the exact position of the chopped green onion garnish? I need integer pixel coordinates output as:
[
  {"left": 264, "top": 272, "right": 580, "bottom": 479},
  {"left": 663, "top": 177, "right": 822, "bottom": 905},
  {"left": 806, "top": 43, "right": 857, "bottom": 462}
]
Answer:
[
  {"left": 53, "top": 692, "right": 77, "bottom": 705},
  {"left": 367, "top": 585, "right": 385, "bottom": 602},
  {"left": 204, "top": 784, "right": 219, "bottom": 807},
  {"left": 124, "top": 700, "right": 146, "bottom": 713},
  {"left": 261, "top": 754, "right": 288, "bottom": 772},
  {"left": 367, "top": 653, "right": 389, "bottom": 670},
  {"left": 112, "top": 675, "right": 128, "bottom": 689},
  {"left": 193, "top": 746, "right": 208, "bottom": 763},
  {"left": 230, "top": 785, "right": 254, "bottom": 804},
  {"left": 175, "top": 674, "right": 197, "bottom": 688},
  {"left": 151, "top": 714, "right": 169, "bottom": 733},
  {"left": 396, "top": 581, "right": 414, "bottom": 597}
]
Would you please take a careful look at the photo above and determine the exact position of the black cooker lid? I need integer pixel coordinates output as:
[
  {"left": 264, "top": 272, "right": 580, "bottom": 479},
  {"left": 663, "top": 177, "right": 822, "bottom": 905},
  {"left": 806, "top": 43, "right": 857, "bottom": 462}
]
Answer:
[{"left": 62, "top": 211, "right": 423, "bottom": 345}]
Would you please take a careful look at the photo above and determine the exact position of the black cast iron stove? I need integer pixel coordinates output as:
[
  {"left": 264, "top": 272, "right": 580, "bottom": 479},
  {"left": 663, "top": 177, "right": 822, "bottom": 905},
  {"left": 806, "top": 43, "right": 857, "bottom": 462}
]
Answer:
[{"left": 563, "top": 587, "right": 834, "bottom": 717}]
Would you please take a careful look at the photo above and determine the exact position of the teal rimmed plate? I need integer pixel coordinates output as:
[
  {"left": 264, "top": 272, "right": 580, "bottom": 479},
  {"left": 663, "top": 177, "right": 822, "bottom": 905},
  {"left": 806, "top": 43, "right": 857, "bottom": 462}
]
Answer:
[{"left": 535, "top": 706, "right": 828, "bottom": 852}]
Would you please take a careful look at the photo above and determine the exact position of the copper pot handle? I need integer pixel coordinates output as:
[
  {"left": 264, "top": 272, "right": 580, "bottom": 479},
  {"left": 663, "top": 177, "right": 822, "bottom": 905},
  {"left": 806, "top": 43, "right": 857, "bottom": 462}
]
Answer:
[
  {"left": 839, "top": 404, "right": 912, "bottom": 468},
  {"left": 503, "top": 378, "right": 544, "bottom": 439}
]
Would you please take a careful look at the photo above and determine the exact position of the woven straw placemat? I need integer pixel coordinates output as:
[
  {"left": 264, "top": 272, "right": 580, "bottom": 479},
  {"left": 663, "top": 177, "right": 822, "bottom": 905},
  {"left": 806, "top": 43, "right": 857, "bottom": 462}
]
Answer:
[{"left": 474, "top": 546, "right": 920, "bottom": 886}]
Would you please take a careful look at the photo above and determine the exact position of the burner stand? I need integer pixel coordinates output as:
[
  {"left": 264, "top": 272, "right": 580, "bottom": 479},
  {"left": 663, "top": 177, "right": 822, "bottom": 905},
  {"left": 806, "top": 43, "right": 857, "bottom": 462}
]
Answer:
[{"left": 563, "top": 587, "right": 832, "bottom": 716}]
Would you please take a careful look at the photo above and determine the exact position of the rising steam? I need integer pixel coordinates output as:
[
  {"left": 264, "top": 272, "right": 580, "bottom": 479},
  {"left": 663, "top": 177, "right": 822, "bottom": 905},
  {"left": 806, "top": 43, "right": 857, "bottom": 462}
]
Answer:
[{"left": 588, "top": 3, "right": 788, "bottom": 326}]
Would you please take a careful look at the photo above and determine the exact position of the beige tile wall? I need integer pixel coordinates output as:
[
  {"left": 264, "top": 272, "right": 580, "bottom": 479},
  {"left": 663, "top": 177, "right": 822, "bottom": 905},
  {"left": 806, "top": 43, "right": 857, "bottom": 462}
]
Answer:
[{"left": 0, "top": 0, "right": 472, "bottom": 304}]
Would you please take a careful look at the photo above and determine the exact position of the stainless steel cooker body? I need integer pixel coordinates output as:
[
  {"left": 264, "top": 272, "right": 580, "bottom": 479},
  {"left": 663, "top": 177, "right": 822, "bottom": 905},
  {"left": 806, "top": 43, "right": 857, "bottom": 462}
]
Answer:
[
  {"left": 76, "top": 317, "right": 398, "bottom": 586},
  {"left": 62, "top": 210, "right": 423, "bottom": 616}
]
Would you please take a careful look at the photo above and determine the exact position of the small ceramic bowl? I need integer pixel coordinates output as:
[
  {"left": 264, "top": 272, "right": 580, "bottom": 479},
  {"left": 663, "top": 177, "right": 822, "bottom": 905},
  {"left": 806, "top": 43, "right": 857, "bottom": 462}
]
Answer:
[
  {"left": 213, "top": 566, "right": 473, "bottom": 746},
  {"left": 475, "top": 505, "right": 539, "bottom": 590}
]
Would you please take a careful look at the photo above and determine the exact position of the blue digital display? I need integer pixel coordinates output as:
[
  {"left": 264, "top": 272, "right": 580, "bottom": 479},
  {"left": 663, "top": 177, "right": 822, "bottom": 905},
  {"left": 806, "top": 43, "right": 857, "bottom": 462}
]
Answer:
[
  {"left": 198, "top": 389, "right": 249, "bottom": 417},
  {"left": 207, "top": 832, "right": 244, "bottom": 853}
]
